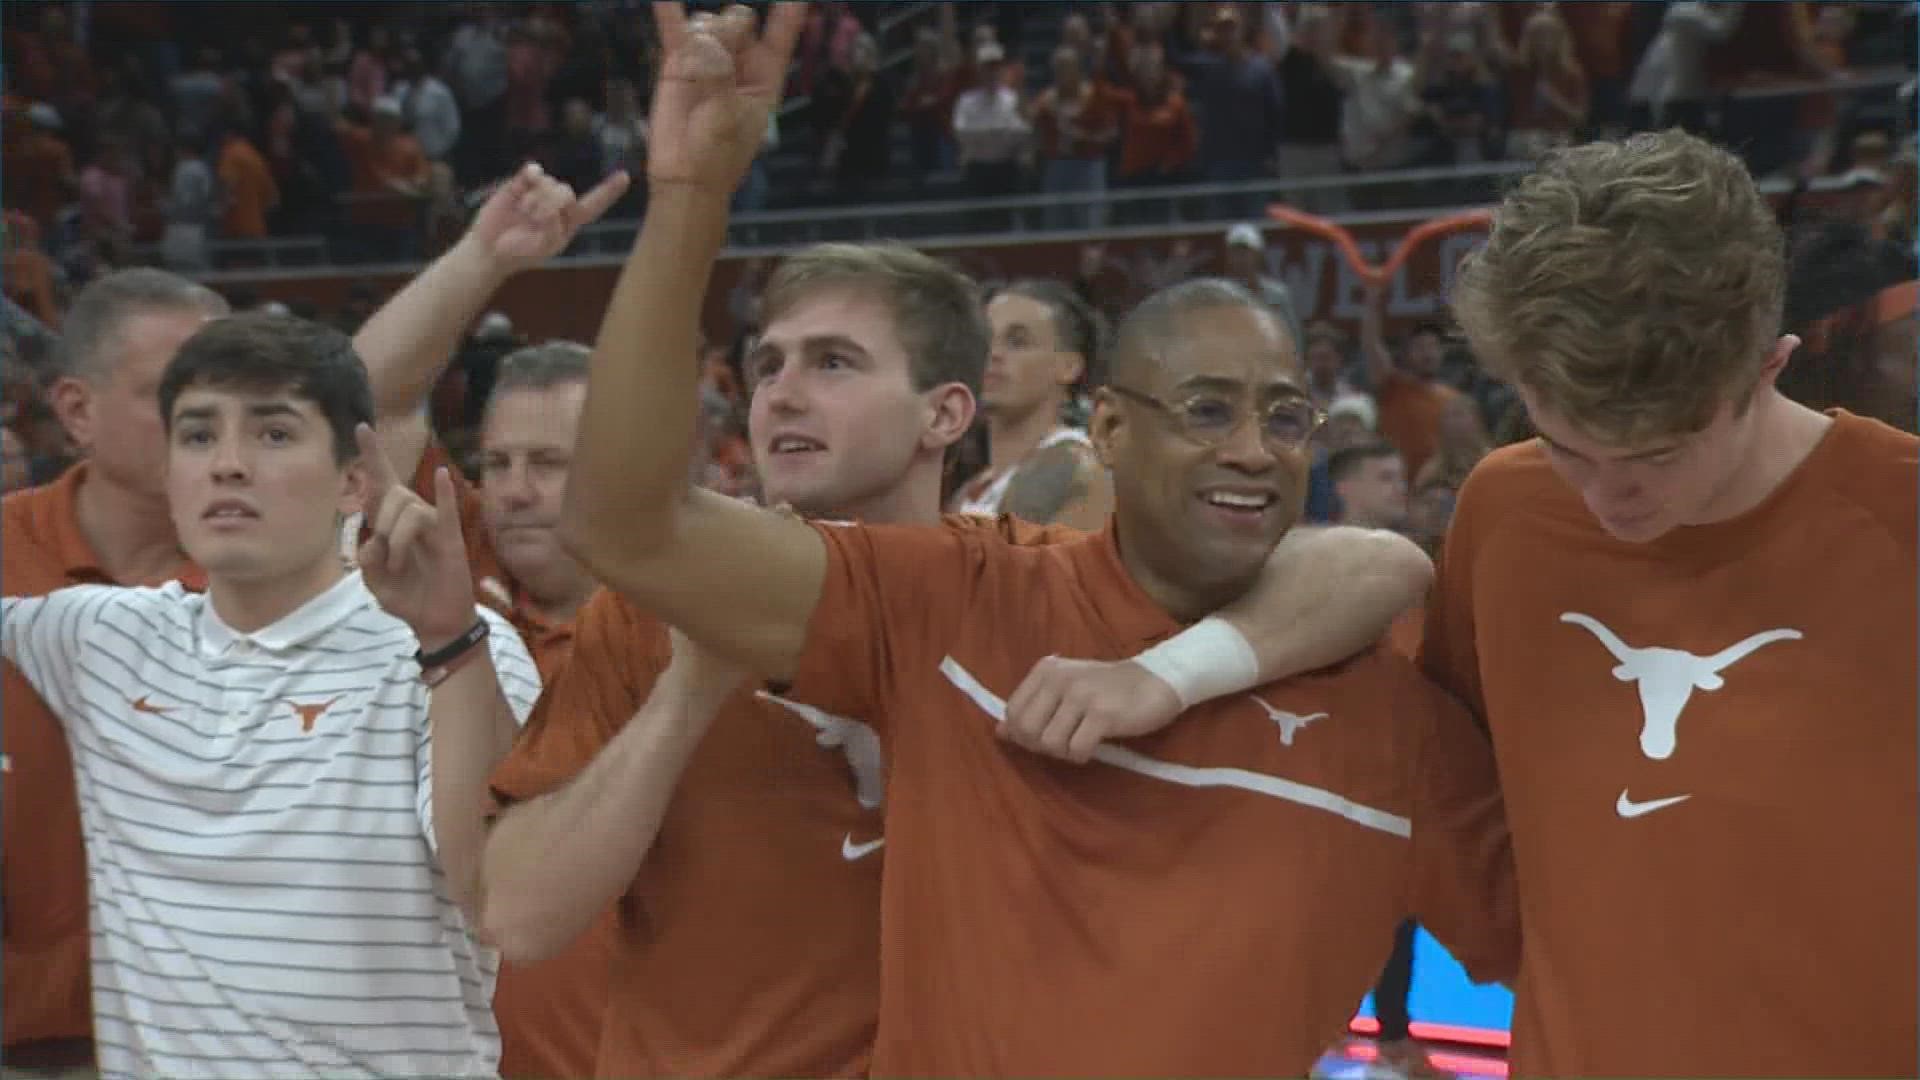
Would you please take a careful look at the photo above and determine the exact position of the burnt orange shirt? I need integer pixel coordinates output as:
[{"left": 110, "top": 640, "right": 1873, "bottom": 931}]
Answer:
[
  {"left": 1375, "top": 370, "right": 1459, "bottom": 480},
  {"left": 1387, "top": 605, "right": 1424, "bottom": 659},
  {"left": 1420, "top": 412, "right": 1919, "bottom": 1077},
  {"left": 489, "top": 589, "right": 884, "bottom": 1078},
  {"left": 217, "top": 135, "right": 278, "bottom": 239},
  {"left": 783, "top": 520, "right": 1517, "bottom": 1076},
  {"left": 1, "top": 465, "right": 201, "bottom": 1053}
]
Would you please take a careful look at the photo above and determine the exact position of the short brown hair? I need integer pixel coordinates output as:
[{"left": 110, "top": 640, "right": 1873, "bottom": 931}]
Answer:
[
  {"left": 58, "top": 268, "right": 229, "bottom": 381},
  {"left": 760, "top": 243, "right": 987, "bottom": 397},
  {"left": 1451, "top": 130, "right": 1786, "bottom": 443}
]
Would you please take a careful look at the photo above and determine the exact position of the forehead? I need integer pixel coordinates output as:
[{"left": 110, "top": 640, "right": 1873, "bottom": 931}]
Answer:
[
  {"left": 1519, "top": 388, "right": 1703, "bottom": 460},
  {"left": 169, "top": 383, "right": 325, "bottom": 422},
  {"left": 112, "top": 308, "right": 216, "bottom": 380},
  {"left": 987, "top": 293, "right": 1055, "bottom": 333},
  {"left": 483, "top": 381, "right": 586, "bottom": 444},
  {"left": 1148, "top": 304, "right": 1301, "bottom": 392},
  {"left": 761, "top": 286, "right": 910, "bottom": 365}
]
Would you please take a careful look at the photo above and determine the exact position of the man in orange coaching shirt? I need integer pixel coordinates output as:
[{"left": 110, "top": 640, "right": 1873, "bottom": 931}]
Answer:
[
  {"left": 527, "top": 6, "right": 1516, "bottom": 1077},
  {"left": 1426, "top": 131, "right": 1916, "bottom": 1077}
]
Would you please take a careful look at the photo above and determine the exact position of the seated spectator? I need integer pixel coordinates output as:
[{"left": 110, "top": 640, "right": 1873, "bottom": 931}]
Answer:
[
  {"left": 338, "top": 97, "right": 430, "bottom": 263},
  {"left": 218, "top": 128, "right": 280, "bottom": 241},
  {"left": 161, "top": 134, "right": 217, "bottom": 272},
  {"left": 900, "top": 27, "right": 963, "bottom": 180}
]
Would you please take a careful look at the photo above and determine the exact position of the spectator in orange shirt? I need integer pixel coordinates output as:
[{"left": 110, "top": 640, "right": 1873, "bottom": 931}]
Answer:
[
  {"left": 218, "top": 129, "right": 280, "bottom": 240},
  {"left": 1115, "top": 43, "right": 1197, "bottom": 220},
  {"left": 1359, "top": 285, "right": 1460, "bottom": 480},
  {"left": 338, "top": 97, "right": 430, "bottom": 262}
]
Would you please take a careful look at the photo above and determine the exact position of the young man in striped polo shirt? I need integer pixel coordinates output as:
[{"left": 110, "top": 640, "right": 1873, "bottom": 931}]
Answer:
[{"left": 2, "top": 314, "right": 540, "bottom": 1078}]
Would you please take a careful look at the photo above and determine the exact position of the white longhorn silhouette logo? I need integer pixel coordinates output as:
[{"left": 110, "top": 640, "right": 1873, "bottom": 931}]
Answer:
[
  {"left": 757, "top": 692, "right": 887, "bottom": 809},
  {"left": 1560, "top": 613, "right": 1802, "bottom": 760}
]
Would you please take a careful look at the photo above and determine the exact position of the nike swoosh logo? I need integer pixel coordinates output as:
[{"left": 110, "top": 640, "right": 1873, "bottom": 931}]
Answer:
[
  {"left": 841, "top": 835, "right": 885, "bottom": 861},
  {"left": 131, "top": 695, "right": 172, "bottom": 716},
  {"left": 1616, "top": 790, "right": 1691, "bottom": 818}
]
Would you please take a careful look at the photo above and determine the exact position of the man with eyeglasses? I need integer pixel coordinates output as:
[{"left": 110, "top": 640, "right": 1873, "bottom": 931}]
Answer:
[{"left": 566, "top": 259, "right": 1515, "bottom": 1076}]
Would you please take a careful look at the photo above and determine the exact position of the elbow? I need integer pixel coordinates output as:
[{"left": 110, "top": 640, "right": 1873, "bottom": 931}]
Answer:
[
  {"left": 1370, "top": 528, "right": 1436, "bottom": 603},
  {"left": 477, "top": 891, "right": 570, "bottom": 966}
]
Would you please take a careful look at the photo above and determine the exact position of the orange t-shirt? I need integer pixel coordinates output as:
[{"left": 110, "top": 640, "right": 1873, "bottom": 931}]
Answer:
[
  {"left": 488, "top": 589, "right": 884, "bottom": 1078},
  {"left": 1375, "top": 370, "right": 1459, "bottom": 479},
  {"left": 1, "top": 465, "right": 203, "bottom": 1054},
  {"left": 782, "top": 520, "right": 1517, "bottom": 1076},
  {"left": 217, "top": 135, "right": 279, "bottom": 239},
  {"left": 1387, "top": 605, "right": 1424, "bottom": 659},
  {"left": 1419, "top": 411, "right": 1919, "bottom": 1077}
]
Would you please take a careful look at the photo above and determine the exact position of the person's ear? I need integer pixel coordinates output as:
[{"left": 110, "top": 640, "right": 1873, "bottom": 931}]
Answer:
[
  {"left": 1088, "top": 387, "right": 1124, "bottom": 469},
  {"left": 921, "top": 382, "right": 976, "bottom": 453},
  {"left": 1754, "top": 334, "right": 1801, "bottom": 389},
  {"left": 47, "top": 375, "right": 96, "bottom": 452}
]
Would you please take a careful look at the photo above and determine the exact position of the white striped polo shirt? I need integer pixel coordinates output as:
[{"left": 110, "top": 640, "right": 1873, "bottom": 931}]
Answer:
[{"left": 1, "top": 572, "right": 541, "bottom": 1079}]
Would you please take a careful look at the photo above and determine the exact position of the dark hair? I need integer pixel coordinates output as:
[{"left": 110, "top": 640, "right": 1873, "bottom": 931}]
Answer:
[
  {"left": 158, "top": 314, "right": 375, "bottom": 465},
  {"left": 1326, "top": 440, "right": 1403, "bottom": 483},
  {"left": 989, "top": 278, "right": 1108, "bottom": 389}
]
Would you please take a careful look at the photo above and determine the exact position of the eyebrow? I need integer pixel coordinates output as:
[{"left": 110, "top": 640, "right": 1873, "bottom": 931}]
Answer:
[
  {"left": 748, "top": 334, "right": 873, "bottom": 363},
  {"left": 1171, "top": 373, "right": 1310, "bottom": 400},
  {"left": 1540, "top": 435, "right": 1679, "bottom": 463},
  {"left": 173, "top": 401, "right": 308, "bottom": 424}
]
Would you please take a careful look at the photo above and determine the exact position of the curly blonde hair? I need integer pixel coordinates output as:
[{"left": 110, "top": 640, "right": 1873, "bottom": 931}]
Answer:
[{"left": 1451, "top": 130, "right": 1786, "bottom": 443}]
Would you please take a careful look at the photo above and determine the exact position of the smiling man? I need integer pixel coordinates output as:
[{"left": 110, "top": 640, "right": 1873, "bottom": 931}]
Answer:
[
  {"left": 1428, "top": 129, "right": 1918, "bottom": 1075},
  {"left": 1, "top": 314, "right": 538, "bottom": 1077}
]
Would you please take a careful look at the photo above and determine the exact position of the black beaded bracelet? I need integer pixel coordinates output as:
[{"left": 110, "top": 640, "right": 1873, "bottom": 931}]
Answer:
[{"left": 415, "top": 618, "right": 490, "bottom": 671}]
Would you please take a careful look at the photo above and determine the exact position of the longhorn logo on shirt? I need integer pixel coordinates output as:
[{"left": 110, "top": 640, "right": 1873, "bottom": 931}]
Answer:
[
  {"left": 1560, "top": 613, "right": 1803, "bottom": 760},
  {"left": 756, "top": 692, "right": 886, "bottom": 809},
  {"left": 288, "top": 697, "right": 343, "bottom": 733},
  {"left": 1250, "top": 698, "right": 1327, "bottom": 747}
]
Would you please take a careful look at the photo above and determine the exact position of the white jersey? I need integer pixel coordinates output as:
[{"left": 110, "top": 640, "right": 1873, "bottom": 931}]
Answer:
[
  {"left": 954, "top": 427, "right": 1094, "bottom": 517},
  {"left": 1, "top": 573, "right": 541, "bottom": 1079}
]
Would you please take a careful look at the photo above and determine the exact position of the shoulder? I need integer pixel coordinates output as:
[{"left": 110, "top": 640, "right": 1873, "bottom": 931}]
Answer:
[{"left": 1817, "top": 411, "right": 1918, "bottom": 549}]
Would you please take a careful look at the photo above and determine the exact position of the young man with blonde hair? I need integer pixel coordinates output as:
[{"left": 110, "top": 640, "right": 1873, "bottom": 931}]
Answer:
[{"left": 1426, "top": 128, "right": 1917, "bottom": 1077}]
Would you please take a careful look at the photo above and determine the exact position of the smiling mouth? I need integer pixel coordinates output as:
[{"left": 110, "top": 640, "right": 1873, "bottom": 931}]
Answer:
[{"left": 767, "top": 436, "right": 827, "bottom": 456}]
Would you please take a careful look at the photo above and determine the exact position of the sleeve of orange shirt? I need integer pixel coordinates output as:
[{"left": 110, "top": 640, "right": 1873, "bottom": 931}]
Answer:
[
  {"left": 1417, "top": 458, "right": 1494, "bottom": 721},
  {"left": 1401, "top": 666, "right": 1519, "bottom": 985},
  {"left": 489, "top": 591, "right": 670, "bottom": 807},
  {"left": 781, "top": 521, "right": 977, "bottom": 736}
]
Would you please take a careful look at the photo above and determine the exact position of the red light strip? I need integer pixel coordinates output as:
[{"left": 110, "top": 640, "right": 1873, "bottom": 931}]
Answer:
[{"left": 1348, "top": 1016, "right": 1512, "bottom": 1048}]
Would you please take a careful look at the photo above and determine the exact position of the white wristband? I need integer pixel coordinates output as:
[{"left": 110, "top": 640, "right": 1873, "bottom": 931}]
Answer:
[{"left": 1131, "top": 616, "right": 1261, "bottom": 710}]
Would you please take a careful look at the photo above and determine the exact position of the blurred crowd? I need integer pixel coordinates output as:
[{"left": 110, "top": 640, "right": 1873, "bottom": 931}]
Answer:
[
  {"left": 2, "top": 1, "right": 1916, "bottom": 549},
  {"left": 4, "top": 1, "right": 1914, "bottom": 275}
]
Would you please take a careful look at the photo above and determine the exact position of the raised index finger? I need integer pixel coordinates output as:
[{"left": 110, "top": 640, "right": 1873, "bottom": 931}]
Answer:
[{"left": 653, "top": 2, "right": 691, "bottom": 51}]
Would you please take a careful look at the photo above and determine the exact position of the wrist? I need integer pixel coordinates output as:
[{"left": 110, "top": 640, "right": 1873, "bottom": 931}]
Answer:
[
  {"left": 447, "top": 232, "right": 519, "bottom": 286},
  {"left": 1132, "top": 616, "right": 1261, "bottom": 710},
  {"left": 414, "top": 612, "right": 482, "bottom": 656}
]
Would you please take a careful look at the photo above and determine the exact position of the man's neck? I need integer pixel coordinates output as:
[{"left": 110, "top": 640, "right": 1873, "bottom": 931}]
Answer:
[
  {"left": 1112, "top": 513, "right": 1256, "bottom": 624},
  {"left": 1693, "top": 392, "right": 1833, "bottom": 526},
  {"left": 74, "top": 468, "right": 188, "bottom": 586},
  {"left": 517, "top": 567, "right": 596, "bottom": 625},
  {"left": 207, "top": 558, "right": 348, "bottom": 636},
  {"left": 987, "top": 402, "right": 1064, "bottom": 480},
  {"left": 829, "top": 460, "right": 948, "bottom": 528}
]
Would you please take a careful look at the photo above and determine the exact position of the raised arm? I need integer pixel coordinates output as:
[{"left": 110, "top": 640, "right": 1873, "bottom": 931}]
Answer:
[
  {"left": 352, "top": 164, "right": 630, "bottom": 482},
  {"left": 1359, "top": 281, "right": 1397, "bottom": 389},
  {"left": 556, "top": 2, "right": 824, "bottom": 681},
  {"left": 1001, "top": 523, "right": 1432, "bottom": 761},
  {"left": 480, "top": 624, "right": 744, "bottom": 962}
]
